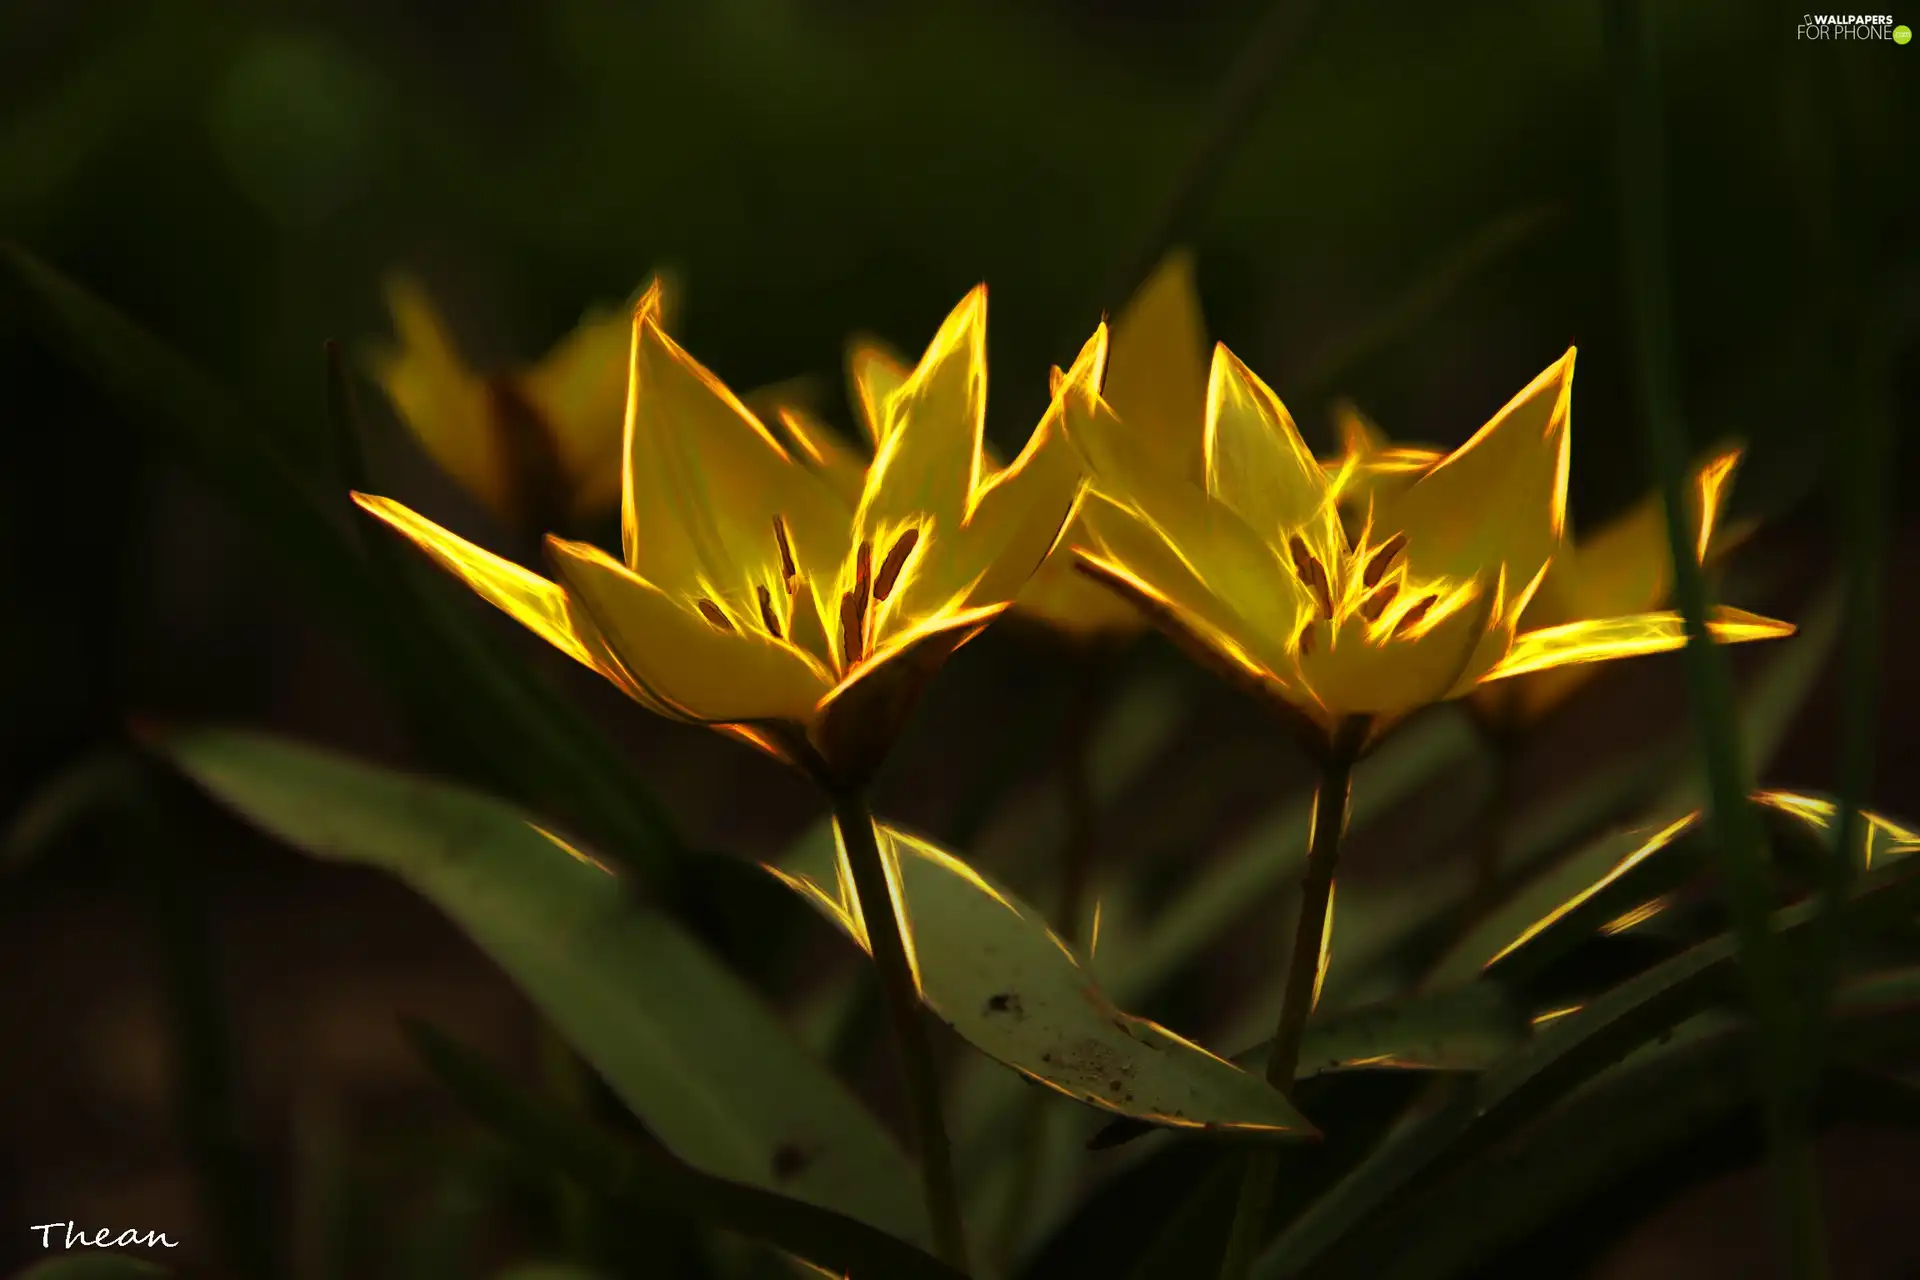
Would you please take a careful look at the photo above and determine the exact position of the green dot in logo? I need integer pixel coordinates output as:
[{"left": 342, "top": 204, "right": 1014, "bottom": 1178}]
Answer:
[{"left": 1897, "top": 23, "right": 1913, "bottom": 43}]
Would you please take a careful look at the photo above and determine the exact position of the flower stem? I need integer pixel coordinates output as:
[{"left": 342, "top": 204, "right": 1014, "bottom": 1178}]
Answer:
[
  {"left": 1216, "top": 744, "right": 1357, "bottom": 1280},
  {"left": 832, "top": 792, "right": 970, "bottom": 1272}
]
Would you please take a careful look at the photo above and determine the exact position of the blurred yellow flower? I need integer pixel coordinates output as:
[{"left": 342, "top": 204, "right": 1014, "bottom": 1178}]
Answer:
[
  {"left": 372, "top": 273, "right": 661, "bottom": 529},
  {"left": 1066, "top": 344, "right": 1794, "bottom": 754},
  {"left": 1331, "top": 405, "right": 1755, "bottom": 731},
  {"left": 355, "top": 282, "right": 1096, "bottom": 790}
]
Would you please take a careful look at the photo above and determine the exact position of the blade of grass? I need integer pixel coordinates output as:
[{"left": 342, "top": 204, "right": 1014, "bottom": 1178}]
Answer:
[{"left": 1603, "top": 2, "right": 1825, "bottom": 1274}]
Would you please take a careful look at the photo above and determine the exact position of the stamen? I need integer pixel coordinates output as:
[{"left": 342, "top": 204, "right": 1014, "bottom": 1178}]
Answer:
[
  {"left": 874, "top": 528, "right": 919, "bottom": 602},
  {"left": 757, "top": 584, "right": 783, "bottom": 639},
  {"left": 1298, "top": 623, "right": 1316, "bottom": 657},
  {"left": 697, "top": 598, "right": 734, "bottom": 632},
  {"left": 840, "top": 540, "right": 874, "bottom": 667},
  {"left": 772, "top": 515, "right": 797, "bottom": 583},
  {"left": 1360, "top": 580, "right": 1399, "bottom": 623},
  {"left": 1363, "top": 533, "right": 1408, "bottom": 587},
  {"left": 1395, "top": 594, "right": 1438, "bottom": 637},
  {"left": 1288, "top": 535, "right": 1334, "bottom": 620}
]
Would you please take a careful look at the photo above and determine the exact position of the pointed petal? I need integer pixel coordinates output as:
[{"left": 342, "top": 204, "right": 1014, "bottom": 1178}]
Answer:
[
  {"left": 621, "top": 297, "right": 850, "bottom": 593},
  {"left": 521, "top": 276, "right": 679, "bottom": 518},
  {"left": 547, "top": 536, "right": 831, "bottom": 725},
  {"left": 883, "top": 326, "right": 1100, "bottom": 629},
  {"left": 1205, "top": 344, "right": 1340, "bottom": 565},
  {"left": 372, "top": 276, "right": 506, "bottom": 517},
  {"left": 1104, "top": 250, "right": 1210, "bottom": 484},
  {"left": 1068, "top": 378, "right": 1307, "bottom": 652},
  {"left": 1483, "top": 605, "right": 1796, "bottom": 683},
  {"left": 352, "top": 492, "right": 597, "bottom": 668},
  {"left": 1301, "top": 582, "right": 1490, "bottom": 718},
  {"left": 847, "top": 336, "right": 913, "bottom": 447},
  {"left": 855, "top": 288, "right": 988, "bottom": 536},
  {"left": 1374, "top": 349, "right": 1575, "bottom": 590}
]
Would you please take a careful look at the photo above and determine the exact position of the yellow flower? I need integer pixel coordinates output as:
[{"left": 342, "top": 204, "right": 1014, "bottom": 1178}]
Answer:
[
  {"left": 1331, "top": 405, "right": 1756, "bottom": 731},
  {"left": 372, "top": 273, "right": 660, "bottom": 529},
  {"left": 1066, "top": 343, "right": 1794, "bottom": 754},
  {"left": 354, "top": 282, "right": 1096, "bottom": 790}
]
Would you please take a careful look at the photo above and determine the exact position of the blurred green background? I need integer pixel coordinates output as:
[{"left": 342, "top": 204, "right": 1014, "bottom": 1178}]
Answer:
[{"left": 1, "top": 0, "right": 1914, "bottom": 1276}]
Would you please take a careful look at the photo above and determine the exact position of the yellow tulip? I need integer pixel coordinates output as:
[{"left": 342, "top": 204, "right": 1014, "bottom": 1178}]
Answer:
[
  {"left": 354, "top": 281, "right": 1096, "bottom": 791},
  {"left": 372, "top": 273, "right": 659, "bottom": 529},
  {"left": 1332, "top": 404, "right": 1755, "bottom": 732},
  {"left": 1065, "top": 343, "right": 1794, "bottom": 756}
]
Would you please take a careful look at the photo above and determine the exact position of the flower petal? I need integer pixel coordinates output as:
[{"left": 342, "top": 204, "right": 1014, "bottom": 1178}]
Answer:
[
  {"left": 883, "top": 326, "right": 1101, "bottom": 629},
  {"left": 521, "top": 275, "right": 679, "bottom": 519},
  {"left": 352, "top": 492, "right": 595, "bottom": 668},
  {"left": 1204, "top": 344, "right": 1338, "bottom": 563},
  {"left": 1103, "top": 250, "right": 1210, "bottom": 485},
  {"left": 846, "top": 337, "right": 913, "bottom": 447},
  {"left": 547, "top": 536, "right": 832, "bottom": 725},
  {"left": 1483, "top": 605, "right": 1796, "bottom": 683},
  {"left": 772, "top": 405, "right": 869, "bottom": 509},
  {"left": 1301, "top": 582, "right": 1490, "bottom": 718},
  {"left": 372, "top": 277, "right": 506, "bottom": 518},
  {"left": 1373, "top": 348, "right": 1575, "bottom": 591},
  {"left": 855, "top": 287, "right": 988, "bottom": 538},
  {"left": 621, "top": 293, "right": 850, "bottom": 594}
]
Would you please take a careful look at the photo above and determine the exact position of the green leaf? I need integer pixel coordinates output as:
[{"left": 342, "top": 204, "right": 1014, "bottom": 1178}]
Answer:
[
  {"left": 10, "top": 1259, "right": 167, "bottom": 1280},
  {"left": 408, "top": 1023, "right": 963, "bottom": 1280},
  {"left": 161, "top": 729, "right": 926, "bottom": 1245},
  {"left": 1250, "top": 798, "right": 1920, "bottom": 1278},
  {"left": 1304, "top": 967, "right": 1920, "bottom": 1280},
  {"left": 769, "top": 820, "right": 1316, "bottom": 1139},
  {"left": 1090, "top": 983, "right": 1524, "bottom": 1151}
]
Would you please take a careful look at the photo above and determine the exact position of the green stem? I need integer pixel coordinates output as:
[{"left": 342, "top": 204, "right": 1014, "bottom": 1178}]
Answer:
[
  {"left": 832, "top": 792, "right": 970, "bottom": 1272},
  {"left": 1602, "top": 2, "right": 1827, "bottom": 1276},
  {"left": 1216, "top": 745, "right": 1356, "bottom": 1280}
]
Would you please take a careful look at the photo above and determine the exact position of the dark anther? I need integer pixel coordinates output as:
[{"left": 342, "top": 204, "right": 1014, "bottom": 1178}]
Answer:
[
  {"left": 1288, "top": 535, "right": 1335, "bottom": 620},
  {"left": 874, "top": 527, "right": 919, "bottom": 602},
  {"left": 1298, "top": 624, "right": 1316, "bottom": 657},
  {"left": 1363, "top": 533, "right": 1408, "bottom": 587},
  {"left": 1360, "top": 580, "right": 1399, "bottom": 623},
  {"left": 697, "top": 598, "right": 734, "bottom": 632},
  {"left": 772, "top": 515, "right": 797, "bottom": 583},
  {"left": 840, "top": 542, "right": 874, "bottom": 667},
  {"left": 757, "top": 584, "right": 783, "bottom": 639},
  {"left": 1396, "top": 594, "right": 1438, "bottom": 636}
]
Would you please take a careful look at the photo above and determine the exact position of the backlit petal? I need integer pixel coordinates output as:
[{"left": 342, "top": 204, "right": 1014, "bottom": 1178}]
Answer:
[
  {"left": 847, "top": 337, "right": 913, "bottom": 447},
  {"left": 773, "top": 405, "right": 869, "bottom": 508},
  {"left": 1204, "top": 344, "right": 1338, "bottom": 563},
  {"left": 521, "top": 275, "right": 678, "bottom": 518},
  {"left": 1374, "top": 349, "right": 1575, "bottom": 590},
  {"left": 1483, "top": 605, "right": 1795, "bottom": 683},
  {"left": 547, "top": 536, "right": 831, "bottom": 725},
  {"left": 1103, "top": 250, "right": 1209, "bottom": 484},
  {"left": 622, "top": 297, "right": 850, "bottom": 594},
  {"left": 1301, "top": 583, "right": 1490, "bottom": 718},
  {"left": 855, "top": 287, "right": 987, "bottom": 536},
  {"left": 373, "top": 277, "right": 505, "bottom": 518},
  {"left": 352, "top": 492, "right": 594, "bottom": 668}
]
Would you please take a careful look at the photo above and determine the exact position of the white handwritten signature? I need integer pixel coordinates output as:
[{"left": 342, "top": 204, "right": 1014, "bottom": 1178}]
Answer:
[{"left": 31, "top": 1222, "right": 179, "bottom": 1250}]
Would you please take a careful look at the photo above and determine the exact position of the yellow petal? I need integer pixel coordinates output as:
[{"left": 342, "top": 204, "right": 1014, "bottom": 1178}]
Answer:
[
  {"left": 622, "top": 298, "right": 851, "bottom": 594},
  {"left": 1300, "top": 581, "right": 1490, "bottom": 718},
  {"left": 771, "top": 405, "right": 869, "bottom": 509},
  {"left": 1204, "top": 343, "right": 1339, "bottom": 564},
  {"left": 547, "top": 536, "right": 832, "bottom": 724},
  {"left": 1324, "top": 401, "right": 1439, "bottom": 508},
  {"left": 855, "top": 287, "right": 988, "bottom": 536},
  {"left": 846, "top": 337, "right": 913, "bottom": 447},
  {"left": 372, "top": 277, "right": 506, "bottom": 518},
  {"left": 521, "top": 276, "right": 679, "bottom": 518},
  {"left": 1373, "top": 348, "right": 1575, "bottom": 590},
  {"left": 1103, "top": 250, "right": 1210, "bottom": 484},
  {"left": 352, "top": 492, "right": 595, "bottom": 669},
  {"left": 884, "top": 326, "right": 1099, "bottom": 628},
  {"left": 1012, "top": 531, "right": 1146, "bottom": 638},
  {"left": 1069, "top": 385, "right": 1307, "bottom": 653},
  {"left": 1483, "top": 605, "right": 1796, "bottom": 683}
]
